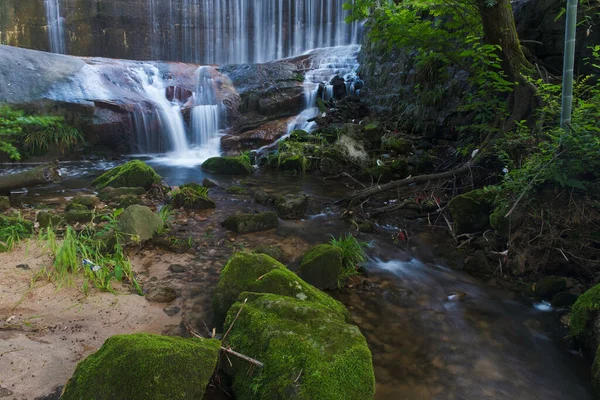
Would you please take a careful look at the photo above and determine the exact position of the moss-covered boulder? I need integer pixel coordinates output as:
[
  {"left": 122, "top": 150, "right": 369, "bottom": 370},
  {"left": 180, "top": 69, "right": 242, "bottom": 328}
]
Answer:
[
  {"left": 70, "top": 195, "right": 100, "bottom": 210},
  {"left": 381, "top": 134, "right": 412, "bottom": 154},
  {"left": 551, "top": 291, "right": 578, "bottom": 308},
  {"left": 222, "top": 212, "right": 279, "bottom": 234},
  {"left": 254, "top": 190, "right": 273, "bottom": 205},
  {"left": 36, "top": 211, "right": 64, "bottom": 229},
  {"left": 172, "top": 185, "right": 216, "bottom": 210},
  {"left": 224, "top": 294, "right": 375, "bottom": 400},
  {"left": 61, "top": 334, "right": 221, "bottom": 400},
  {"left": 117, "top": 205, "right": 162, "bottom": 242},
  {"left": 448, "top": 189, "right": 493, "bottom": 234},
  {"left": 98, "top": 187, "right": 146, "bottom": 202},
  {"left": 65, "top": 203, "right": 89, "bottom": 212},
  {"left": 65, "top": 210, "right": 94, "bottom": 225},
  {"left": 118, "top": 194, "right": 143, "bottom": 209},
  {"left": 299, "top": 244, "right": 344, "bottom": 290},
  {"left": 528, "top": 276, "right": 567, "bottom": 300},
  {"left": 489, "top": 203, "right": 526, "bottom": 238},
  {"left": 92, "top": 160, "right": 161, "bottom": 190},
  {"left": 254, "top": 245, "right": 286, "bottom": 263},
  {"left": 0, "top": 196, "right": 11, "bottom": 211},
  {"left": 226, "top": 186, "right": 247, "bottom": 195},
  {"left": 202, "top": 177, "right": 220, "bottom": 188},
  {"left": 212, "top": 253, "right": 348, "bottom": 328},
  {"left": 275, "top": 194, "right": 308, "bottom": 219},
  {"left": 280, "top": 155, "right": 308, "bottom": 173},
  {"left": 201, "top": 156, "right": 253, "bottom": 175},
  {"left": 570, "top": 285, "right": 600, "bottom": 351}
]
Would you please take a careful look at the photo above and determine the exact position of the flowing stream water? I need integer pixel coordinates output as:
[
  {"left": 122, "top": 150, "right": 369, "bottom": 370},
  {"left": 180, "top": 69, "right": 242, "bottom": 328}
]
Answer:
[{"left": 43, "top": 0, "right": 66, "bottom": 54}]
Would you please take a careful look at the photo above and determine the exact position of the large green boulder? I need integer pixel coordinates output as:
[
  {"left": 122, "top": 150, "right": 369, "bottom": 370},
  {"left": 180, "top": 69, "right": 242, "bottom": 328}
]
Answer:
[
  {"left": 65, "top": 210, "right": 94, "bottom": 225},
  {"left": 448, "top": 189, "right": 493, "bottom": 234},
  {"left": 222, "top": 212, "right": 279, "bottom": 233},
  {"left": 36, "top": 211, "right": 63, "bottom": 228},
  {"left": 172, "top": 184, "right": 216, "bottom": 210},
  {"left": 571, "top": 284, "right": 600, "bottom": 352},
  {"left": 201, "top": 156, "right": 253, "bottom": 175},
  {"left": 489, "top": 203, "right": 526, "bottom": 238},
  {"left": 280, "top": 155, "right": 308, "bottom": 173},
  {"left": 224, "top": 294, "right": 375, "bottom": 400},
  {"left": 70, "top": 195, "right": 100, "bottom": 210},
  {"left": 299, "top": 244, "right": 344, "bottom": 289},
  {"left": 117, "top": 205, "right": 162, "bottom": 242},
  {"left": 212, "top": 253, "right": 348, "bottom": 329},
  {"left": 61, "top": 334, "right": 221, "bottom": 400},
  {"left": 92, "top": 160, "right": 161, "bottom": 190},
  {"left": 275, "top": 194, "right": 308, "bottom": 219}
]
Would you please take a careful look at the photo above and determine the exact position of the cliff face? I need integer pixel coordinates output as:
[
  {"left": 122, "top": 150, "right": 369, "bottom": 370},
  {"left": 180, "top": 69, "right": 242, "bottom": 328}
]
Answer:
[
  {"left": 0, "top": 0, "right": 361, "bottom": 64},
  {"left": 358, "top": 0, "right": 599, "bottom": 128}
]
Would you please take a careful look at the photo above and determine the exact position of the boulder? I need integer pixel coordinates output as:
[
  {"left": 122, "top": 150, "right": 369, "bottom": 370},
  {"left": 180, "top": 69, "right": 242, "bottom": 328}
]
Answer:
[
  {"left": 61, "top": 334, "right": 221, "bottom": 400},
  {"left": 172, "top": 184, "right": 216, "bottom": 210},
  {"left": 570, "top": 284, "right": 600, "bottom": 352},
  {"left": 254, "top": 245, "right": 286, "bottom": 263},
  {"left": 65, "top": 210, "right": 94, "bottom": 225},
  {"left": 212, "top": 253, "right": 348, "bottom": 328},
  {"left": 117, "top": 205, "right": 162, "bottom": 242},
  {"left": 201, "top": 156, "right": 253, "bottom": 175},
  {"left": 464, "top": 250, "right": 493, "bottom": 277},
  {"left": 118, "top": 194, "right": 143, "bottom": 209},
  {"left": 224, "top": 294, "right": 375, "bottom": 400},
  {"left": 65, "top": 203, "right": 89, "bottom": 212},
  {"left": 70, "top": 195, "right": 100, "bottom": 210},
  {"left": 275, "top": 194, "right": 308, "bottom": 219},
  {"left": 448, "top": 189, "right": 493, "bottom": 234},
  {"left": 381, "top": 134, "right": 413, "bottom": 154},
  {"left": 202, "top": 178, "right": 220, "bottom": 188},
  {"left": 98, "top": 187, "right": 146, "bottom": 202},
  {"left": 551, "top": 291, "right": 578, "bottom": 308},
  {"left": 254, "top": 190, "right": 274, "bottom": 205},
  {"left": 226, "top": 186, "right": 247, "bottom": 195},
  {"left": 36, "top": 211, "right": 64, "bottom": 229},
  {"left": 489, "top": 203, "right": 526, "bottom": 237},
  {"left": 222, "top": 212, "right": 279, "bottom": 234},
  {"left": 280, "top": 155, "right": 308, "bottom": 173},
  {"left": 92, "top": 160, "right": 161, "bottom": 190},
  {"left": 145, "top": 286, "right": 177, "bottom": 303},
  {"left": 299, "top": 244, "right": 344, "bottom": 289},
  {"left": 529, "top": 276, "right": 567, "bottom": 300}
]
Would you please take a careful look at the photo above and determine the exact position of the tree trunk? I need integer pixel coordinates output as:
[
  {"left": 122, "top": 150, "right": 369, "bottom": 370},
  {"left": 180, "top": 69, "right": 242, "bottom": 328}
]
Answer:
[{"left": 0, "top": 161, "right": 61, "bottom": 195}]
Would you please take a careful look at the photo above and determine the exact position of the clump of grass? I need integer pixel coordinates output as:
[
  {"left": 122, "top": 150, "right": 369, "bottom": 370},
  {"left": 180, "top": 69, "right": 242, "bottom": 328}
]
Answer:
[
  {"left": 36, "top": 210, "right": 142, "bottom": 295},
  {"left": 0, "top": 214, "right": 34, "bottom": 252},
  {"left": 329, "top": 234, "right": 368, "bottom": 285},
  {"left": 157, "top": 205, "right": 174, "bottom": 235}
]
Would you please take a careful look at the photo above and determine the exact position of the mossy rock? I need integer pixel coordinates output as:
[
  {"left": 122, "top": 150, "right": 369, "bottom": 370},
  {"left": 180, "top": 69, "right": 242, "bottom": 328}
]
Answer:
[
  {"left": 61, "top": 334, "right": 221, "bottom": 400},
  {"left": 36, "top": 211, "right": 64, "bottom": 228},
  {"left": 254, "top": 245, "right": 286, "bottom": 263},
  {"left": 489, "top": 203, "right": 526, "bottom": 238},
  {"left": 226, "top": 186, "right": 247, "bottom": 195},
  {"left": 254, "top": 190, "right": 273, "bottom": 205},
  {"left": 202, "top": 178, "right": 219, "bottom": 188},
  {"left": 529, "top": 276, "right": 567, "bottom": 300},
  {"left": 0, "top": 196, "right": 10, "bottom": 211},
  {"left": 222, "top": 212, "right": 279, "bottom": 234},
  {"left": 172, "top": 186, "right": 216, "bottom": 210},
  {"left": 65, "top": 203, "right": 89, "bottom": 212},
  {"left": 570, "top": 284, "right": 600, "bottom": 350},
  {"left": 71, "top": 195, "right": 100, "bottom": 210},
  {"left": 289, "top": 129, "right": 310, "bottom": 142},
  {"left": 92, "top": 160, "right": 162, "bottom": 190},
  {"left": 275, "top": 194, "right": 308, "bottom": 219},
  {"left": 592, "top": 347, "right": 600, "bottom": 393},
  {"left": 299, "top": 244, "right": 344, "bottom": 290},
  {"left": 224, "top": 294, "right": 375, "bottom": 400},
  {"left": 212, "top": 253, "right": 348, "bottom": 329},
  {"left": 280, "top": 155, "right": 308, "bottom": 173},
  {"left": 118, "top": 194, "right": 143, "bottom": 209},
  {"left": 117, "top": 205, "right": 162, "bottom": 242},
  {"left": 381, "top": 134, "right": 412, "bottom": 154},
  {"left": 98, "top": 187, "right": 146, "bottom": 202},
  {"left": 448, "top": 189, "right": 493, "bottom": 234},
  {"left": 551, "top": 291, "right": 578, "bottom": 308},
  {"left": 363, "top": 122, "right": 382, "bottom": 145},
  {"left": 65, "top": 210, "right": 94, "bottom": 225},
  {"left": 201, "top": 156, "right": 253, "bottom": 175}
]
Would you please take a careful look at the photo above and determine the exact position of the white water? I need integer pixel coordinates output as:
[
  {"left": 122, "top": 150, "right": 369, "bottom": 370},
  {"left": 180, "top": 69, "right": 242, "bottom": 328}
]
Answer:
[
  {"left": 144, "top": 0, "right": 362, "bottom": 64},
  {"left": 44, "top": 0, "right": 66, "bottom": 54}
]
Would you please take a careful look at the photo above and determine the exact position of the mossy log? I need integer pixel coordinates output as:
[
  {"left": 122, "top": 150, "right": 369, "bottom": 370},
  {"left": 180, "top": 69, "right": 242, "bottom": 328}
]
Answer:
[{"left": 0, "top": 161, "right": 60, "bottom": 195}]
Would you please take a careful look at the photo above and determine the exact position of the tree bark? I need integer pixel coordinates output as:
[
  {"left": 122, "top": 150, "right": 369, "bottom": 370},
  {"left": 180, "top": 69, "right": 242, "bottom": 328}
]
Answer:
[{"left": 0, "top": 161, "right": 61, "bottom": 195}]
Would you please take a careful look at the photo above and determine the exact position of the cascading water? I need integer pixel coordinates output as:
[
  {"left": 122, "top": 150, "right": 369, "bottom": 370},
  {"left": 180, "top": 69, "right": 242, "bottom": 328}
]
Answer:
[
  {"left": 130, "top": 66, "right": 189, "bottom": 155},
  {"left": 44, "top": 0, "right": 66, "bottom": 54},
  {"left": 190, "top": 66, "right": 221, "bottom": 160}
]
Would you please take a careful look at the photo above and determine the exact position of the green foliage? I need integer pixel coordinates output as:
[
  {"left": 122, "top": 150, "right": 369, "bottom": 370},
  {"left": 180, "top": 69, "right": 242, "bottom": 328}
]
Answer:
[
  {"left": 156, "top": 205, "right": 174, "bottom": 235},
  {"left": 37, "top": 210, "right": 142, "bottom": 295},
  {"left": 0, "top": 106, "right": 83, "bottom": 159},
  {"left": 570, "top": 284, "right": 600, "bottom": 341},
  {"left": 329, "top": 234, "right": 368, "bottom": 284},
  {"left": 0, "top": 215, "right": 34, "bottom": 252}
]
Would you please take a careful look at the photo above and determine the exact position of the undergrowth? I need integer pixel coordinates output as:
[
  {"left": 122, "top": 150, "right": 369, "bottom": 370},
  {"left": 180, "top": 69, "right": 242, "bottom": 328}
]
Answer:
[{"left": 330, "top": 234, "right": 368, "bottom": 285}]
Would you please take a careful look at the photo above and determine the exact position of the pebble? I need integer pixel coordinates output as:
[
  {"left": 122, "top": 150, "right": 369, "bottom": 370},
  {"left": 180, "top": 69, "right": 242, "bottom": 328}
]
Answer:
[
  {"left": 16, "top": 264, "right": 30, "bottom": 270},
  {"left": 163, "top": 305, "right": 181, "bottom": 317},
  {"left": 168, "top": 264, "right": 187, "bottom": 273}
]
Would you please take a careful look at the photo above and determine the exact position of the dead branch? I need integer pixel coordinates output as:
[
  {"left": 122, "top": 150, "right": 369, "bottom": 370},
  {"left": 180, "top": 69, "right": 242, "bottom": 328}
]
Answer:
[
  {"left": 222, "top": 298, "right": 247, "bottom": 342},
  {"left": 221, "top": 347, "right": 264, "bottom": 368}
]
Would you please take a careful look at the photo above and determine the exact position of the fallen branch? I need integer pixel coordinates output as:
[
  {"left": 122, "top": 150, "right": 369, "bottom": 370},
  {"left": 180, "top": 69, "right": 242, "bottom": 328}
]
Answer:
[
  {"left": 369, "top": 200, "right": 439, "bottom": 217},
  {"left": 0, "top": 161, "right": 61, "bottom": 195},
  {"left": 222, "top": 298, "right": 247, "bottom": 342}
]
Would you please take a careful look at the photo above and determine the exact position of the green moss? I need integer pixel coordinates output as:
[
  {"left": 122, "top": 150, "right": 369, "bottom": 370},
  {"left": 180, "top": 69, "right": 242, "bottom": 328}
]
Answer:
[
  {"left": 65, "top": 203, "right": 89, "bottom": 212},
  {"left": 36, "top": 211, "right": 64, "bottom": 229},
  {"left": 275, "top": 194, "right": 308, "bottom": 219},
  {"left": 212, "top": 253, "right": 348, "bottom": 329},
  {"left": 92, "top": 160, "right": 161, "bottom": 190},
  {"left": 530, "top": 276, "right": 567, "bottom": 300},
  {"left": 222, "top": 212, "right": 279, "bottom": 234},
  {"left": 254, "top": 245, "right": 286, "bottom": 263},
  {"left": 226, "top": 186, "right": 247, "bottom": 195},
  {"left": 172, "top": 185, "right": 216, "bottom": 210},
  {"left": 61, "top": 334, "right": 221, "bottom": 400},
  {"left": 70, "top": 195, "right": 100, "bottom": 209},
  {"left": 201, "top": 156, "right": 253, "bottom": 175},
  {"left": 98, "top": 187, "right": 146, "bottom": 202},
  {"left": 299, "top": 244, "right": 343, "bottom": 289},
  {"left": 65, "top": 210, "right": 94, "bottom": 225},
  {"left": 225, "top": 294, "right": 375, "bottom": 400},
  {"left": 448, "top": 189, "right": 494, "bottom": 234},
  {"left": 118, "top": 194, "right": 143, "bottom": 209},
  {"left": 289, "top": 130, "right": 310, "bottom": 142},
  {"left": 571, "top": 284, "right": 600, "bottom": 341},
  {"left": 280, "top": 155, "right": 308, "bottom": 174}
]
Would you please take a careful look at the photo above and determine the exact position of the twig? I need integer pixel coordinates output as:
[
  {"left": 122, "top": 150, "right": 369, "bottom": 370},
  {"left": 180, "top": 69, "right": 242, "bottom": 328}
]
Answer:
[
  {"left": 323, "top": 172, "right": 366, "bottom": 189},
  {"left": 221, "top": 347, "right": 264, "bottom": 368},
  {"left": 222, "top": 298, "right": 247, "bottom": 342},
  {"left": 294, "top": 369, "right": 303, "bottom": 383},
  {"left": 435, "top": 198, "right": 457, "bottom": 244}
]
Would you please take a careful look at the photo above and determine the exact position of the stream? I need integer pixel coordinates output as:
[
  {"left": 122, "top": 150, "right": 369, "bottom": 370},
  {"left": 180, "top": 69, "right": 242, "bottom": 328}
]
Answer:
[{"left": 0, "top": 160, "right": 593, "bottom": 399}]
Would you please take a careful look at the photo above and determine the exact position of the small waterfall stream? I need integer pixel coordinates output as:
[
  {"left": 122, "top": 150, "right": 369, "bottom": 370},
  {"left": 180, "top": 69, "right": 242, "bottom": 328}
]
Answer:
[
  {"left": 191, "top": 67, "right": 220, "bottom": 147},
  {"left": 44, "top": 0, "right": 66, "bottom": 54}
]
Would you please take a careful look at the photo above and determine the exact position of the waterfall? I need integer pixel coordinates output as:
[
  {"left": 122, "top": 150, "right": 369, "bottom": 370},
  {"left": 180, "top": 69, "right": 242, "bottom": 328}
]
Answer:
[
  {"left": 130, "top": 66, "right": 189, "bottom": 155},
  {"left": 44, "top": 0, "right": 66, "bottom": 54},
  {"left": 191, "top": 66, "right": 221, "bottom": 157}
]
